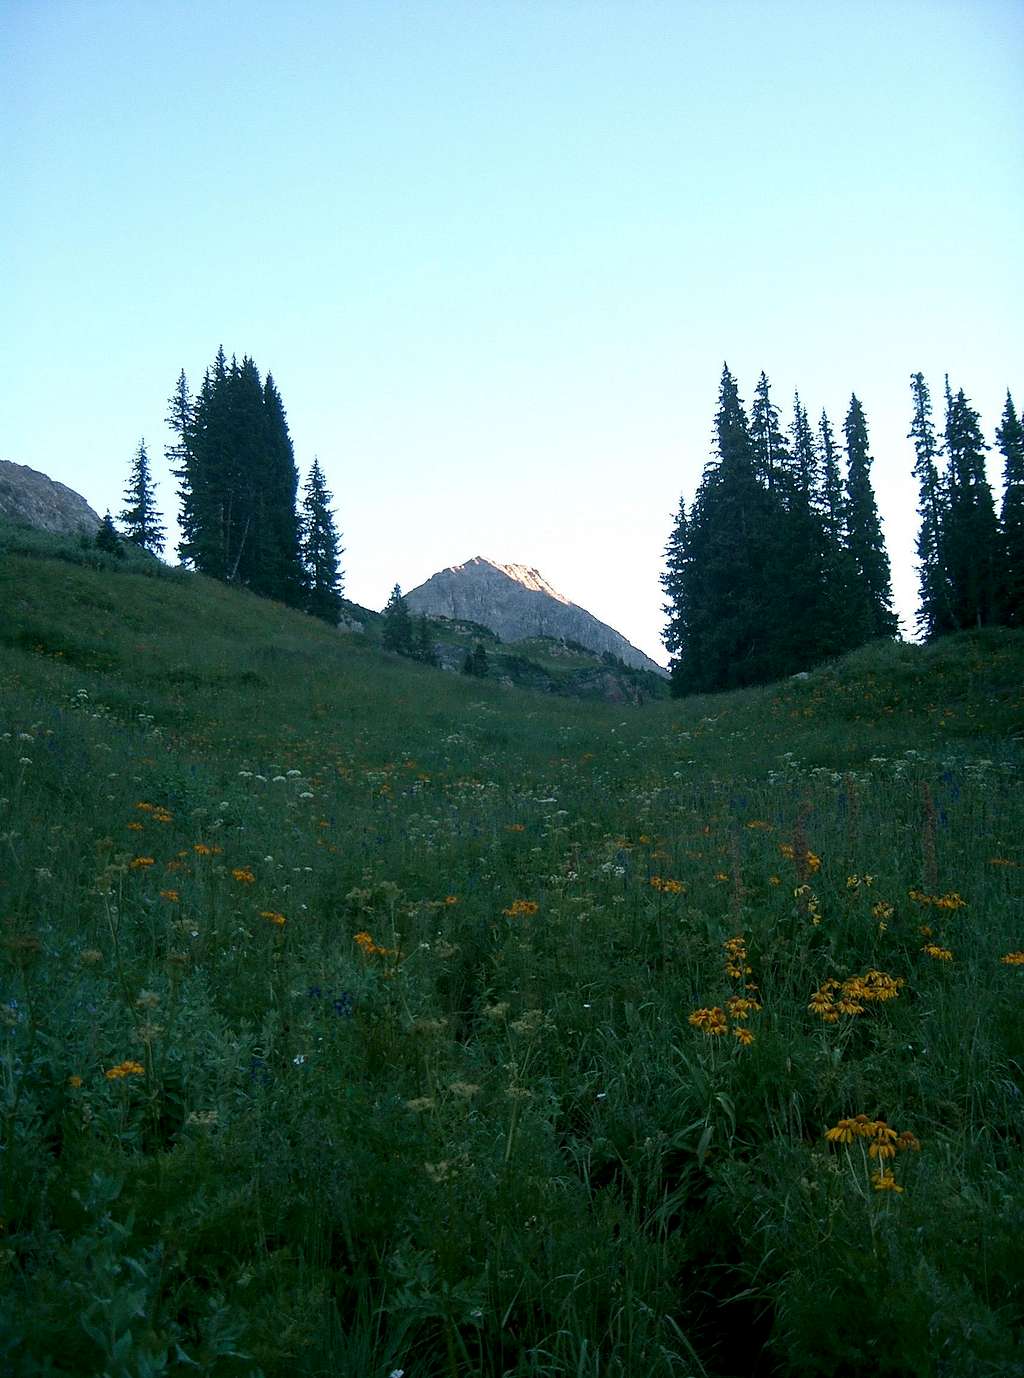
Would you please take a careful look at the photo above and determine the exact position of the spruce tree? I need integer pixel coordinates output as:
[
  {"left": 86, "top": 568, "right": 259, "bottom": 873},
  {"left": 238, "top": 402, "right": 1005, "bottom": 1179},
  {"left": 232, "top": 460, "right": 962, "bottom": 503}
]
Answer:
[
  {"left": 942, "top": 380, "right": 999, "bottom": 629},
  {"left": 414, "top": 615, "right": 437, "bottom": 666},
  {"left": 382, "top": 585, "right": 414, "bottom": 655},
  {"left": 843, "top": 395, "right": 899, "bottom": 640},
  {"left": 909, "top": 373, "right": 953, "bottom": 639},
  {"left": 817, "top": 409, "right": 859, "bottom": 657},
  {"left": 118, "top": 438, "right": 165, "bottom": 555},
  {"left": 996, "top": 391, "right": 1024, "bottom": 627},
  {"left": 660, "top": 496, "right": 691, "bottom": 692},
  {"left": 95, "top": 512, "right": 123, "bottom": 557},
  {"left": 666, "top": 365, "right": 784, "bottom": 693},
  {"left": 170, "top": 349, "right": 303, "bottom": 605},
  {"left": 298, "top": 458, "right": 344, "bottom": 624},
  {"left": 749, "top": 371, "right": 789, "bottom": 492},
  {"left": 463, "top": 642, "right": 489, "bottom": 677}
]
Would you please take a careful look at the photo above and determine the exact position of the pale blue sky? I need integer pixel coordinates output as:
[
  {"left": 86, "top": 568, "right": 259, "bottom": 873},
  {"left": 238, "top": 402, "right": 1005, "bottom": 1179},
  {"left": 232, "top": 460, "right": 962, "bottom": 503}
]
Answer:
[{"left": 4, "top": 0, "right": 1022, "bottom": 663}]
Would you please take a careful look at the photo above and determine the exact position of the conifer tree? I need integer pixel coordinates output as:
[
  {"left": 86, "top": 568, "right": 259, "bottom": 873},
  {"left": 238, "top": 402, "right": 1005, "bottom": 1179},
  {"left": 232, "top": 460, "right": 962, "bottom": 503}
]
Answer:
[
  {"left": 665, "top": 365, "right": 784, "bottom": 693},
  {"left": 843, "top": 395, "right": 899, "bottom": 640},
  {"left": 118, "top": 438, "right": 165, "bottom": 555},
  {"left": 170, "top": 349, "right": 303, "bottom": 605},
  {"left": 941, "top": 380, "right": 999, "bottom": 629},
  {"left": 298, "top": 458, "right": 344, "bottom": 624},
  {"left": 995, "top": 391, "right": 1024, "bottom": 627},
  {"left": 660, "top": 496, "right": 691, "bottom": 691},
  {"left": 382, "top": 585, "right": 414, "bottom": 655},
  {"left": 463, "top": 642, "right": 489, "bottom": 677},
  {"left": 909, "top": 373, "right": 953, "bottom": 639},
  {"left": 95, "top": 512, "right": 123, "bottom": 557},
  {"left": 749, "top": 371, "right": 789, "bottom": 492},
  {"left": 817, "top": 408, "right": 859, "bottom": 656},
  {"left": 414, "top": 615, "right": 437, "bottom": 666}
]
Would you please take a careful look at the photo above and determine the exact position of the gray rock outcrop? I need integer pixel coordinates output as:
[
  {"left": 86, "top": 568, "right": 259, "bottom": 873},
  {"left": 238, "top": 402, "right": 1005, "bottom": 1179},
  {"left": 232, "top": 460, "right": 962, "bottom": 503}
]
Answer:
[
  {"left": 405, "top": 556, "right": 666, "bottom": 675},
  {"left": 0, "top": 461, "right": 101, "bottom": 537}
]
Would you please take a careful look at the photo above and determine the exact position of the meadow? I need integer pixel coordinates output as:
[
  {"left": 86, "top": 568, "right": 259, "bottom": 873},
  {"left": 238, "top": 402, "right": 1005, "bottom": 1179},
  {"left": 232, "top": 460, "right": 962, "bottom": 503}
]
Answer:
[{"left": 1, "top": 524, "right": 1022, "bottom": 1377}]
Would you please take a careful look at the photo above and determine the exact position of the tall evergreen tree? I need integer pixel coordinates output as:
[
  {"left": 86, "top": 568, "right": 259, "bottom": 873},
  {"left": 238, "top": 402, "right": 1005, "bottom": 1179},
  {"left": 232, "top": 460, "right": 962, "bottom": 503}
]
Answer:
[
  {"left": 909, "top": 373, "right": 953, "bottom": 639},
  {"left": 660, "top": 496, "right": 691, "bottom": 693},
  {"left": 95, "top": 512, "right": 123, "bottom": 557},
  {"left": 941, "top": 380, "right": 999, "bottom": 629},
  {"left": 816, "top": 408, "right": 859, "bottom": 656},
  {"left": 118, "top": 438, "right": 165, "bottom": 555},
  {"left": 170, "top": 348, "right": 303, "bottom": 605},
  {"left": 665, "top": 365, "right": 785, "bottom": 693},
  {"left": 414, "top": 615, "right": 437, "bottom": 666},
  {"left": 382, "top": 585, "right": 414, "bottom": 655},
  {"left": 299, "top": 458, "right": 344, "bottom": 624},
  {"left": 749, "top": 371, "right": 789, "bottom": 492},
  {"left": 843, "top": 395, "right": 899, "bottom": 640},
  {"left": 996, "top": 391, "right": 1024, "bottom": 627}
]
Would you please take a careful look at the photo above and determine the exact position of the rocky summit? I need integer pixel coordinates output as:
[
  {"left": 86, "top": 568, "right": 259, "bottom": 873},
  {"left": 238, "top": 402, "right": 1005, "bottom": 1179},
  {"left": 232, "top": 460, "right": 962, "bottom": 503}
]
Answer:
[
  {"left": 405, "top": 556, "right": 666, "bottom": 674},
  {"left": 0, "top": 461, "right": 101, "bottom": 537}
]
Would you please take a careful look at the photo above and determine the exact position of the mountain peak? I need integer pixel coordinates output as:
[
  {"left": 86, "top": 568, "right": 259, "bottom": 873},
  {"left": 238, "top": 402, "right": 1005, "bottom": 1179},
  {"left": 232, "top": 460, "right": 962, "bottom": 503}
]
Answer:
[{"left": 405, "top": 557, "right": 665, "bottom": 675}]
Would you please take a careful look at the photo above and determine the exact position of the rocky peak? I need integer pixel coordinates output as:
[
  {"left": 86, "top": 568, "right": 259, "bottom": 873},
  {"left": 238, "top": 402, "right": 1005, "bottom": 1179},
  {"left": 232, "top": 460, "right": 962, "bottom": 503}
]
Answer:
[
  {"left": 0, "top": 461, "right": 101, "bottom": 537},
  {"left": 405, "top": 556, "right": 666, "bottom": 675}
]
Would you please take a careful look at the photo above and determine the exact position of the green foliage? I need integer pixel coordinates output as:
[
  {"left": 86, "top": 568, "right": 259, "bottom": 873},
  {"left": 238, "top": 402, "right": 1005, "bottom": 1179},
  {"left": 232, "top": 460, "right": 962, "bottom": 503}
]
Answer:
[
  {"left": 996, "top": 392, "right": 1024, "bottom": 628},
  {"left": 462, "top": 642, "right": 489, "bottom": 678},
  {"left": 95, "top": 512, "right": 125, "bottom": 558},
  {"left": 381, "top": 583, "right": 414, "bottom": 656},
  {"left": 170, "top": 349, "right": 303, "bottom": 606},
  {"left": 842, "top": 393, "right": 899, "bottom": 641},
  {"left": 664, "top": 368, "right": 898, "bottom": 695},
  {"left": 1, "top": 540, "right": 1023, "bottom": 1376},
  {"left": 298, "top": 458, "right": 344, "bottom": 625},
  {"left": 118, "top": 438, "right": 165, "bottom": 556}
]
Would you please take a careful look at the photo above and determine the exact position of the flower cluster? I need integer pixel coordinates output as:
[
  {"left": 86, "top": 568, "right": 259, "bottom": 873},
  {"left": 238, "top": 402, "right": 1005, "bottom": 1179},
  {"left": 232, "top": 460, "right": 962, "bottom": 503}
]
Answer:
[
  {"left": 135, "top": 801, "right": 173, "bottom": 824},
  {"left": 921, "top": 943, "right": 953, "bottom": 961},
  {"left": 809, "top": 969, "right": 904, "bottom": 1022},
  {"left": 261, "top": 910, "right": 286, "bottom": 926},
  {"left": 503, "top": 899, "right": 539, "bottom": 917},
  {"left": 779, "top": 842, "right": 821, "bottom": 872},
  {"left": 649, "top": 876, "right": 685, "bottom": 894},
  {"left": 908, "top": 889, "right": 967, "bottom": 911},
  {"left": 353, "top": 931, "right": 395, "bottom": 958},
  {"left": 1001, "top": 951, "right": 1024, "bottom": 966},
  {"left": 232, "top": 867, "right": 255, "bottom": 885},
  {"left": 105, "top": 1060, "right": 145, "bottom": 1080},
  {"left": 824, "top": 1113, "right": 920, "bottom": 1192}
]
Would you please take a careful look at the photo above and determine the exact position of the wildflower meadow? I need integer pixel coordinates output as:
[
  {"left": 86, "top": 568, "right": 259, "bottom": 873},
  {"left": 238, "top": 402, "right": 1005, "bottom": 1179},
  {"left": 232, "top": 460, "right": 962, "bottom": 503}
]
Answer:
[{"left": 1, "top": 531, "right": 1022, "bottom": 1376}]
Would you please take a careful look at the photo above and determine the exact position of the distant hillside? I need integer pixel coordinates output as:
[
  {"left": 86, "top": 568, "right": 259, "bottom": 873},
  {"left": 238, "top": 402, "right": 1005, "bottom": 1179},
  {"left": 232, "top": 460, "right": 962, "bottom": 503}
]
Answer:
[{"left": 405, "top": 556, "right": 667, "bottom": 675}]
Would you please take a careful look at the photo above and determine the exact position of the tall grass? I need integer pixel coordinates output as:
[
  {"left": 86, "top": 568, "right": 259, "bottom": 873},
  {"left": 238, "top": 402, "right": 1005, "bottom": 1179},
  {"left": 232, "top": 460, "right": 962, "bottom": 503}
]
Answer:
[{"left": 1, "top": 534, "right": 1022, "bottom": 1376}]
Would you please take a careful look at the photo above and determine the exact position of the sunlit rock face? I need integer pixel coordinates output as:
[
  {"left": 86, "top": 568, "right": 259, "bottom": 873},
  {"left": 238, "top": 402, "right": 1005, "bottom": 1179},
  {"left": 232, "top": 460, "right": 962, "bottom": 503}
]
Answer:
[
  {"left": 0, "top": 461, "right": 101, "bottom": 537},
  {"left": 405, "top": 556, "right": 666, "bottom": 675}
]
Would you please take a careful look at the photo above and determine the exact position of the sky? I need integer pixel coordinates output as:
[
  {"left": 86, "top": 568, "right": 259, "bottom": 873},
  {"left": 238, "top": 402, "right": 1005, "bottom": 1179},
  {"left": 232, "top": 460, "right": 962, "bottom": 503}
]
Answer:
[{"left": 3, "top": 0, "right": 1022, "bottom": 666}]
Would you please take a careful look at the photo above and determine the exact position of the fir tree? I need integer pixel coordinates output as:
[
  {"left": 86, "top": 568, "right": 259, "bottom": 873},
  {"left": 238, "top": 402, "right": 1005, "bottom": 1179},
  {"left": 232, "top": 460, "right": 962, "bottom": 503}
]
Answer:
[
  {"left": 817, "top": 408, "right": 860, "bottom": 656},
  {"left": 118, "top": 438, "right": 165, "bottom": 555},
  {"left": 665, "top": 365, "right": 784, "bottom": 694},
  {"left": 996, "top": 391, "right": 1024, "bottom": 627},
  {"left": 749, "top": 371, "right": 789, "bottom": 492},
  {"left": 843, "top": 395, "right": 899, "bottom": 640},
  {"left": 660, "top": 496, "right": 690, "bottom": 689},
  {"left": 463, "top": 642, "right": 489, "bottom": 677},
  {"left": 941, "top": 379, "right": 999, "bottom": 629},
  {"left": 170, "top": 349, "right": 303, "bottom": 605},
  {"left": 298, "top": 458, "right": 344, "bottom": 624},
  {"left": 95, "top": 512, "right": 123, "bottom": 557},
  {"left": 414, "top": 615, "right": 437, "bottom": 666},
  {"left": 909, "top": 373, "right": 953, "bottom": 639},
  {"left": 382, "top": 585, "right": 414, "bottom": 655}
]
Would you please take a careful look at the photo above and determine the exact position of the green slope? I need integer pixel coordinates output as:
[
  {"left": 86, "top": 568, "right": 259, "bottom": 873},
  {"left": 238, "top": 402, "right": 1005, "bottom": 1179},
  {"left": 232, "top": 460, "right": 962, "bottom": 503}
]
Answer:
[{"left": 1, "top": 526, "right": 1023, "bottom": 1377}]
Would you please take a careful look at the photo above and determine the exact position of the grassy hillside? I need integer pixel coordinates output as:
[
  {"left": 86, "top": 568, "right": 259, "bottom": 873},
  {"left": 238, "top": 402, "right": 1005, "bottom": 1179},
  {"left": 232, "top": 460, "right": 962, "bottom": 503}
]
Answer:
[{"left": 1, "top": 528, "right": 1023, "bottom": 1377}]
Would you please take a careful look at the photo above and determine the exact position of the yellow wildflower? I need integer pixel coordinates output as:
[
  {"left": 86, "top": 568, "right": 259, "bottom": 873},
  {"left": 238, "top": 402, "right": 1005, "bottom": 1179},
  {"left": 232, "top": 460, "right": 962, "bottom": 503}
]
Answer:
[
  {"left": 260, "top": 910, "right": 286, "bottom": 926},
  {"left": 232, "top": 867, "right": 255, "bottom": 885},
  {"left": 105, "top": 1060, "right": 145, "bottom": 1080},
  {"left": 870, "top": 1171, "right": 903, "bottom": 1193},
  {"left": 503, "top": 899, "right": 539, "bottom": 917},
  {"left": 1001, "top": 951, "right": 1024, "bottom": 966},
  {"left": 922, "top": 943, "right": 953, "bottom": 961},
  {"left": 129, "top": 857, "right": 155, "bottom": 870}
]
